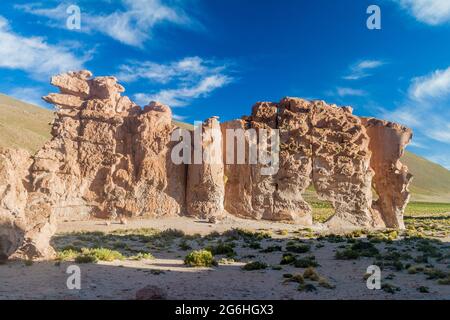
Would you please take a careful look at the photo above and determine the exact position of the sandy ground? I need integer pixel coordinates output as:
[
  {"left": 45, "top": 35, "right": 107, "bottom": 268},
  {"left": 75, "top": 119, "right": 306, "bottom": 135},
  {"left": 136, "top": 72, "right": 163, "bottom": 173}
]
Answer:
[{"left": 1, "top": 216, "right": 449, "bottom": 300}]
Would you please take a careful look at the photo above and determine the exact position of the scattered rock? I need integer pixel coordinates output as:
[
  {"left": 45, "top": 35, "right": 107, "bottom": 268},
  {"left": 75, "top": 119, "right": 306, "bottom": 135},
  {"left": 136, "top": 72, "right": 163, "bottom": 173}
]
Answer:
[{"left": 135, "top": 285, "right": 167, "bottom": 300}]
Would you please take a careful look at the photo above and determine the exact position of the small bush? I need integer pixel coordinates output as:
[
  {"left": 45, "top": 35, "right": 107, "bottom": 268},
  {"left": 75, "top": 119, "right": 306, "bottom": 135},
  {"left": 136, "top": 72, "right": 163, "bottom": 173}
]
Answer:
[
  {"left": 287, "top": 274, "right": 304, "bottom": 284},
  {"left": 280, "top": 253, "right": 296, "bottom": 265},
  {"left": 178, "top": 240, "right": 192, "bottom": 251},
  {"left": 417, "top": 286, "right": 429, "bottom": 293},
  {"left": 294, "top": 255, "right": 319, "bottom": 268},
  {"left": 260, "top": 245, "right": 282, "bottom": 253},
  {"left": 381, "top": 283, "right": 400, "bottom": 294},
  {"left": 242, "top": 261, "right": 267, "bottom": 271},
  {"left": 286, "top": 243, "right": 310, "bottom": 254},
  {"left": 303, "top": 267, "right": 320, "bottom": 281},
  {"left": 75, "top": 253, "right": 98, "bottom": 264},
  {"left": 437, "top": 276, "right": 450, "bottom": 285},
  {"left": 184, "top": 250, "right": 217, "bottom": 267},
  {"left": 206, "top": 243, "right": 236, "bottom": 257},
  {"left": 56, "top": 249, "right": 79, "bottom": 261},
  {"left": 318, "top": 277, "right": 335, "bottom": 289},
  {"left": 81, "top": 248, "right": 124, "bottom": 262},
  {"left": 130, "top": 252, "right": 154, "bottom": 261}
]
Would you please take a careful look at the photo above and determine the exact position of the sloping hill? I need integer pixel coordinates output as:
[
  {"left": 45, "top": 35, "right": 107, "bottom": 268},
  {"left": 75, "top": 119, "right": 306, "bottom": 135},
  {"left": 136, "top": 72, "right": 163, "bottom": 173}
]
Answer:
[
  {"left": 402, "top": 151, "right": 450, "bottom": 203},
  {"left": 1, "top": 93, "right": 449, "bottom": 203},
  {"left": 0, "top": 93, "right": 53, "bottom": 153}
]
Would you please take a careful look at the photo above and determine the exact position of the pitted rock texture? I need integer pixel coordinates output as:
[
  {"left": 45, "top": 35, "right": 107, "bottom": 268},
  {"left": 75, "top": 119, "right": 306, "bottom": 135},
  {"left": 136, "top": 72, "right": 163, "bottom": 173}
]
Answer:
[
  {"left": 0, "top": 148, "right": 29, "bottom": 261},
  {"left": 39, "top": 71, "right": 186, "bottom": 220},
  {"left": 186, "top": 117, "right": 225, "bottom": 219},
  {"left": 0, "top": 148, "right": 56, "bottom": 261},
  {"left": 362, "top": 118, "right": 413, "bottom": 229},
  {"left": 222, "top": 98, "right": 388, "bottom": 228}
]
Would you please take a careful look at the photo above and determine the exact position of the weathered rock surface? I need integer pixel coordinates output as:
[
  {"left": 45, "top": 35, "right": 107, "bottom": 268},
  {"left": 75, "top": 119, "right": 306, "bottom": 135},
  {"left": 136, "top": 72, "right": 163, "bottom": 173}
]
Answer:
[
  {"left": 39, "top": 71, "right": 185, "bottom": 220},
  {"left": 221, "top": 98, "right": 389, "bottom": 228},
  {"left": 186, "top": 117, "right": 225, "bottom": 219},
  {"left": 362, "top": 118, "right": 413, "bottom": 229},
  {"left": 0, "top": 148, "right": 56, "bottom": 261},
  {"left": 0, "top": 148, "right": 29, "bottom": 261}
]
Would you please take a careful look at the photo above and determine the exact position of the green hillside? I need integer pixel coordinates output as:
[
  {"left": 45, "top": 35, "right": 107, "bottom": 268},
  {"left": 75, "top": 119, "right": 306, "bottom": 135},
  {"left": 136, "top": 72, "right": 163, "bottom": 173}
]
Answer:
[
  {"left": 0, "top": 93, "right": 449, "bottom": 203},
  {"left": 402, "top": 151, "right": 450, "bottom": 203},
  {"left": 0, "top": 93, "right": 53, "bottom": 153}
]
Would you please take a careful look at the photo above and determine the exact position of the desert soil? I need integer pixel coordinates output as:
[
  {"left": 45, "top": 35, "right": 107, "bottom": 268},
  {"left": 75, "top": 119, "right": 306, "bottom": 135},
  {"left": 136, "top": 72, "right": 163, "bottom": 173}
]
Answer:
[{"left": 0, "top": 215, "right": 449, "bottom": 300}]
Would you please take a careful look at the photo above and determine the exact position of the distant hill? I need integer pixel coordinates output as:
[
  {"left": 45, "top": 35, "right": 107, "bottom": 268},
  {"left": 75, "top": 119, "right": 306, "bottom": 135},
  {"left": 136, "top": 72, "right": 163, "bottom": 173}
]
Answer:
[
  {"left": 1, "top": 93, "right": 449, "bottom": 203},
  {"left": 0, "top": 93, "right": 53, "bottom": 153},
  {"left": 402, "top": 151, "right": 450, "bottom": 203}
]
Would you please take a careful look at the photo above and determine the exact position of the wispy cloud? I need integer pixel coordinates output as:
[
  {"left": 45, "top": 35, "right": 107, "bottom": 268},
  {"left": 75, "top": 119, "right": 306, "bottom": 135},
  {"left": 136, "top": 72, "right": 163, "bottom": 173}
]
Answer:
[
  {"left": 382, "top": 66, "right": 450, "bottom": 147},
  {"left": 336, "top": 87, "right": 367, "bottom": 97},
  {"left": 122, "top": 56, "right": 234, "bottom": 107},
  {"left": 117, "top": 56, "right": 226, "bottom": 83},
  {"left": 409, "top": 66, "right": 450, "bottom": 101},
  {"left": 394, "top": 0, "right": 450, "bottom": 25},
  {"left": 135, "top": 74, "right": 232, "bottom": 107},
  {"left": 343, "top": 59, "right": 385, "bottom": 80},
  {"left": 16, "top": 0, "right": 198, "bottom": 47},
  {"left": 0, "top": 15, "right": 89, "bottom": 79}
]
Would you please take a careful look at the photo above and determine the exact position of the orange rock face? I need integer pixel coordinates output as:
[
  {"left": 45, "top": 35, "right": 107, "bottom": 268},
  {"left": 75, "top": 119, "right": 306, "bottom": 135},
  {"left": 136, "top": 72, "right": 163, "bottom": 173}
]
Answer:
[
  {"left": 0, "top": 70, "right": 413, "bottom": 261},
  {"left": 362, "top": 118, "right": 413, "bottom": 229}
]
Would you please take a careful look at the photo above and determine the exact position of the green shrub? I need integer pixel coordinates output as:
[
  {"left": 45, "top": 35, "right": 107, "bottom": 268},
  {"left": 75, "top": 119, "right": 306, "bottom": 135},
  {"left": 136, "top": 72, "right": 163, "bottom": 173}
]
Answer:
[
  {"left": 294, "top": 255, "right": 319, "bottom": 268},
  {"left": 437, "top": 276, "right": 450, "bottom": 285},
  {"left": 130, "top": 252, "right": 154, "bottom": 261},
  {"left": 381, "top": 283, "right": 400, "bottom": 294},
  {"left": 242, "top": 261, "right": 267, "bottom": 271},
  {"left": 206, "top": 243, "right": 236, "bottom": 257},
  {"left": 286, "top": 243, "right": 310, "bottom": 254},
  {"left": 184, "top": 250, "right": 217, "bottom": 267},
  {"left": 280, "top": 253, "right": 296, "bottom": 265},
  {"left": 81, "top": 248, "right": 124, "bottom": 262},
  {"left": 56, "top": 249, "right": 79, "bottom": 261},
  {"left": 417, "top": 286, "right": 429, "bottom": 293},
  {"left": 75, "top": 253, "right": 98, "bottom": 264},
  {"left": 260, "top": 245, "right": 282, "bottom": 253}
]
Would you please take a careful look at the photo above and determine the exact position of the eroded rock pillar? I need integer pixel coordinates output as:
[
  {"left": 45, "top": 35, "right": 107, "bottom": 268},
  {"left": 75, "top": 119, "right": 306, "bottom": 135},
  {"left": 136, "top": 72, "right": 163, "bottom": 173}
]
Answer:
[{"left": 362, "top": 118, "right": 413, "bottom": 229}]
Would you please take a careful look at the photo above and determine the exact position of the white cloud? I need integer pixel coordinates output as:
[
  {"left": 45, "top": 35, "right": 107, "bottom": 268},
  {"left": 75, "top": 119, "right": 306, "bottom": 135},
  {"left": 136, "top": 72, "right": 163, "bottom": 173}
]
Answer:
[
  {"left": 381, "top": 66, "right": 450, "bottom": 158},
  {"left": 134, "top": 74, "right": 232, "bottom": 107},
  {"left": 343, "top": 59, "right": 385, "bottom": 80},
  {"left": 409, "top": 66, "right": 450, "bottom": 101},
  {"left": 117, "top": 56, "right": 225, "bottom": 83},
  {"left": 426, "top": 123, "right": 450, "bottom": 144},
  {"left": 16, "top": 0, "right": 196, "bottom": 47},
  {"left": 336, "top": 87, "right": 367, "bottom": 97},
  {"left": 0, "top": 15, "right": 89, "bottom": 78},
  {"left": 122, "top": 56, "right": 234, "bottom": 107},
  {"left": 395, "top": 0, "right": 450, "bottom": 25}
]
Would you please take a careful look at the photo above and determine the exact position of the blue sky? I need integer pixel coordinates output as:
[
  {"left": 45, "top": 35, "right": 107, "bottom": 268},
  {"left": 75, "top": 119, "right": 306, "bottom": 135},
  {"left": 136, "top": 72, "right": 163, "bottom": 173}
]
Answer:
[{"left": 0, "top": 0, "right": 450, "bottom": 168}]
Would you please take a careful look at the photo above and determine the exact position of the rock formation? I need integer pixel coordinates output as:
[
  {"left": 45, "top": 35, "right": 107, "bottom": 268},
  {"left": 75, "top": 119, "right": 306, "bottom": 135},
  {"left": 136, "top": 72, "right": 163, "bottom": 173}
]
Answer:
[
  {"left": 186, "top": 117, "right": 225, "bottom": 220},
  {"left": 38, "top": 71, "right": 186, "bottom": 220},
  {"left": 0, "top": 70, "right": 413, "bottom": 261},
  {"left": 362, "top": 118, "right": 413, "bottom": 229}
]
